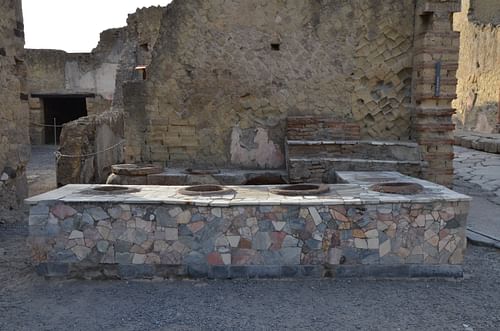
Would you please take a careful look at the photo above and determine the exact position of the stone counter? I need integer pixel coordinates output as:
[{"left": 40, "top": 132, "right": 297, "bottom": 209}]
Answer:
[{"left": 26, "top": 172, "right": 471, "bottom": 279}]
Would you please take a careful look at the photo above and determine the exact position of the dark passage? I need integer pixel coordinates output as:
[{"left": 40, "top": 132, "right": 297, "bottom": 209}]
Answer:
[{"left": 43, "top": 97, "right": 87, "bottom": 144}]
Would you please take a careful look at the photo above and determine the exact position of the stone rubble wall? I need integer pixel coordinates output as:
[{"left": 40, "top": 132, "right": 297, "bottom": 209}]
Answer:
[
  {"left": 125, "top": 0, "right": 417, "bottom": 168},
  {"left": 111, "top": 6, "right": 164, "bottom": 111},
  {"left": 57, "top": 111, "right": 124, "bottom": 186},
  {"left": 453, "top": 0, "right": 500, "bottom": 133},
  {"left": 28, "top": 200, "right": 468, "bottom": 279},
  {"left": 0, "top": 0, "right": 30, "bottom": 223},
  {"left": 25, "top": 6, "right": 164, "bottom": 145},
  {"left": 25, "top": 28, "right": 127, "bottom": 144}
]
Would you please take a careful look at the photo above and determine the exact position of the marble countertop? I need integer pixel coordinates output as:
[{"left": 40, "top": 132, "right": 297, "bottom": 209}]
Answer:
[{"left": 25, "top": 172, "right": 471, "bottom": 206}]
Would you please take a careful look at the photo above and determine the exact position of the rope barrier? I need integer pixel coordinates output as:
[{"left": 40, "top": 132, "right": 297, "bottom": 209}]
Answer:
[
  {"left": 30, "top": 122, "right": 65, "bottom": 128},
  {"left": 54, "top": 140, "right": 126, "bottom": 161}
]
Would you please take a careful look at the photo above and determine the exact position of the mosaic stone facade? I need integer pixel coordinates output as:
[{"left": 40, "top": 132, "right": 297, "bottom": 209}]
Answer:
[{"left": 27, "top": 177, "right": 469, "bottom": 279}]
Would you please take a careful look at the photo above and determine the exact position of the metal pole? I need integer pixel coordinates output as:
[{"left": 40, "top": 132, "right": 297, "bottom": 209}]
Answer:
[
  {"left": 434, "top": 61, "right": 441, "bottom": 97},
  {"left": 53, "top": 117, "right": 57, "bottom": 147}
]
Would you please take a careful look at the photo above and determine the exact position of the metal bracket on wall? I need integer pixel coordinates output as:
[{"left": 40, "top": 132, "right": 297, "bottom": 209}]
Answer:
[{"left": 434, "top": 61, "right": 441, "bottom": 97}]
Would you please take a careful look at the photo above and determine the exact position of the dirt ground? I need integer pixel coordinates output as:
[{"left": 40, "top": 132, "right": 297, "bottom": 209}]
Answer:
[{"left": 0, "top": 146, "right": 499, "bottom": 330}]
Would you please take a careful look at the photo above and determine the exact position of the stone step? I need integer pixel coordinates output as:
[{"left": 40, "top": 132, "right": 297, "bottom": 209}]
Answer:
[
  {"left": 286, "top": 140, "right": 421, "bottom": 161},
  {"left": 454, "top": 130, "right": 500, "bottom": 154},
  {"left": 288, "top": 157, "right": 422, "bottom": 183}
]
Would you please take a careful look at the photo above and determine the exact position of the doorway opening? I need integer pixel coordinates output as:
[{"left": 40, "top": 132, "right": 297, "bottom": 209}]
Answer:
[{"left": 41, "top": 96, "right": 88, "bottom": 144}]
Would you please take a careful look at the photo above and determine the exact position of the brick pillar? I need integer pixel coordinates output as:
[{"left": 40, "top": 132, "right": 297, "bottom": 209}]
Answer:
[{"left": 412, "top": 0, "right": 461, "bottom": 187}]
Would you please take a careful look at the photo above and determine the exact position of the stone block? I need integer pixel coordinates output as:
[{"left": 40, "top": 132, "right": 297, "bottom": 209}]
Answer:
[
  {"left": 118, "top": 265, "right": 155, "bottom": 279},
  {"left": 246, "top": 266, "right": 281, "bottom": 279},
  {"left": 228, "top": 266, "right": 248, "bottom": 278},
  {"left": 209, "top": 266, "right": 229, "bottom": 279}
]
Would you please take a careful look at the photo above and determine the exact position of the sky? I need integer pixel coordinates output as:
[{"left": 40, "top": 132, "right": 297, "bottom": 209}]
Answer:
[{"left": 23, "top": 0, "right": 172, "bottom": 53}]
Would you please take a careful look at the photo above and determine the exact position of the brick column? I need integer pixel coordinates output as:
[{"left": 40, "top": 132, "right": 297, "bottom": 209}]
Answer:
[{"left": 412, "top": 0, "right": 461, "bottom": 187}]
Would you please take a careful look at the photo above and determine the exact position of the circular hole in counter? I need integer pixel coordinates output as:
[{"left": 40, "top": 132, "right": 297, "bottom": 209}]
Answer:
[
  {"left": 184, "top": 168, "right": 221, "bottom": 175},
  {"left": 85, "top": 186, "right": 141, "bottom": 194},
  {"left": 270, "top": 184, "right": 330, "bottom": 196},
  {"left": 178, "top": 184, "right": 234, "bottom": 196},
  {"left": 369, "top": 182, "right": 424, "bottom": 195}
]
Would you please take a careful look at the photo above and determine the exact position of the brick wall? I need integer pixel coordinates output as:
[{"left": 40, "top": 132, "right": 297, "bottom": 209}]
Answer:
[{"left": 0, "top": 0, "right": 30, "bottom": 223}]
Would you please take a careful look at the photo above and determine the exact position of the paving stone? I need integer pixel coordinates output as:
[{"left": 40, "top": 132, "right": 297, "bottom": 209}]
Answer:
[
  {"left": 156, "top": 207, "right": 177, "bottom": 227},
  {"left": 289, "top": 218, "right": 306, "bottom": 231},
  {"left": 379, "top": 239, "right": 391, "bottom": 257},
  {"left": 132, "top": 254, "right": 147, "bottom": 264},
  {"left": 272, "top": 221, "right": 286, "bottom": 231},
  {"left": 308, "top": 207, "right": 322, "bottom": 225},
  {"left": 51, "top": 204, "right": 77, "bottom": 219},
  {"left": 30, "top": 204, "right": 49, "bottom": 216},
  {"left": 247, "top": 266, "right": 281, "bottom": 279},
  {"left": 300, "top": 266, "right": 323, "bottom": 278},
  {"left": 328, "top": 248, "right": 343, "bottom": 265},
  {"left": 209, "top": 266, "right": 229, "bottom": 279},
  {"left": 354, "top": 238, "right": 368, "bottom": 249},
  {"left": 69, "top": 230, "right": 84, "bottom": 240},
  {"left": 211, "top": 208, "right": 222, "bottom": 218},
  {"left": 226, "top": 235, "right": 240, "bottom": 247},
  {"left": 86, "top": 207, "right": 109, "bottom": 221},
  {"left": 367, "top": 238, "right": 379, "bottom": 249},
  {"left": 81, "top": 213, "right": 94, "bottom": 226},
  {"left": 279, "top": 247, "right": 301, "bottom": 264},
  {"left": 118, "top": 265, "right": 154, "bottom": 279},
  {"left": 258, "top": 220, "right": 274, "bottom": 232},
  {"left": 115, "top": 240, "right": 132, "bottom": 253},
  {"left": 282, "top": 235, "right": 299, "bottom": 248},
  {"left": 165, "top": 228, "right": 179, "bottom": 241},
  {"left": 107, "top": 207, "right": 122, "bottom": 219},
  {"left": 281, "top": 266, "right": 300, "bottom": 278},
  {"left": 28, "top": 215, "right": 47, "bottom": 226},
  {"left": 167, "top": 207, "right": 182, "bottom": 217},
  {"left": 96, "top": 240, "right": 109, "bottom": 253},
  {"left": 71, "top": 246, "right": 91, "bottom": 260},
  {"left": 305, "top": 239, "right": 322, "bottom": 250},
  {"left": 252, "top": 232, "right": 271, "bottom": 250},
  {"left": 46, "top": 223, "right": 60, "bottom": 237},
  {"left": 176, "top": 210, "right": 191, "bottom": 224}
]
